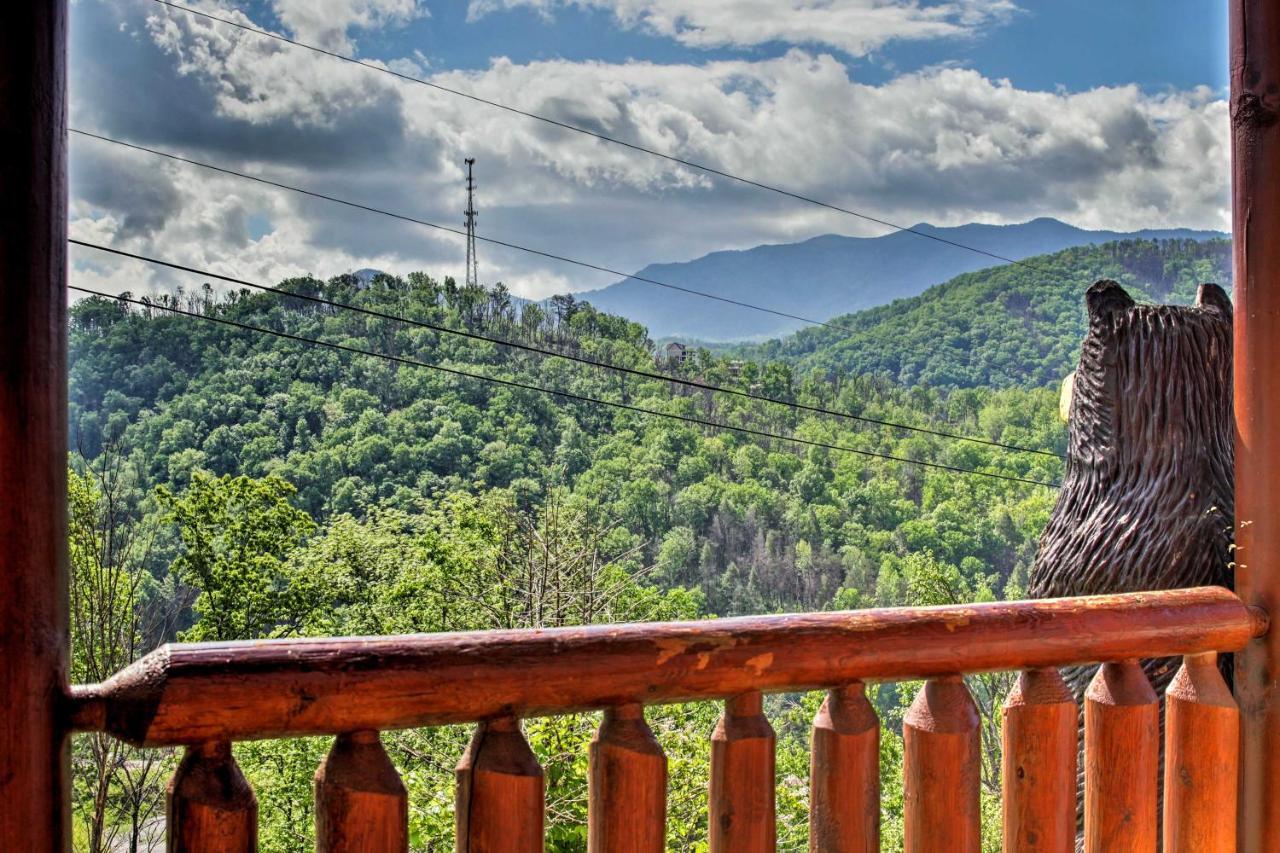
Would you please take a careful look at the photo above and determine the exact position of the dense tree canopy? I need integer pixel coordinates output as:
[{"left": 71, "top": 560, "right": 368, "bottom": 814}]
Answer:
[{"left": 65, "top": 238, "right": 1229, "bottom": 850}]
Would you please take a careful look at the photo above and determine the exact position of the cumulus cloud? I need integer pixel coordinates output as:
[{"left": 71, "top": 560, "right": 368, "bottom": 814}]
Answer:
[
  {"left": 68, "top": 0, "right": 1228, "bottom": 305},
  {"left": 146, "top": 4, "right": 411, "bottom": 132},
  {"left": 72, "top": 142, "right": 184, "bottom": 238},
  {"left": 467, "top": 0, "right": 1020, "bottom": 56},
  {"left": 272, "top": 0, "right": 426, "bottom": 53}
]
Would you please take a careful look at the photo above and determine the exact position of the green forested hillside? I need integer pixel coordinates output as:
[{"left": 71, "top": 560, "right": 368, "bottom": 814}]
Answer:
[
  {"left": 70, "top": 267, "right": 1069, "bottom": 618},
  {"left": 744, "top": 238, "right": 1231, "bottom": 388},
  {"left": 66, "top": 238, "right": 1223, "bottom": 850}
]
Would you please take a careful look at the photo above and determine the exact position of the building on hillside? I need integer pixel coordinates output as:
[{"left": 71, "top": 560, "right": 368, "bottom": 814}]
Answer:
[{"left": 661, "top": 341, "right": 687, "bottom": 366}]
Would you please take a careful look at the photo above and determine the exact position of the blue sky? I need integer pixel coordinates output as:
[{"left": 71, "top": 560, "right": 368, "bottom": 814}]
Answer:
[
  {"left": 69, "top": 0, "right": 1232, "bottom": 300},
  {"left": 866, "top": 1, "right": 1228, "bottom": 93},
  {"left": 220, "top": 0, "right": 1228, "bottom": 93},
  {"left": 235, "top": 0, "right": 1229, "bottom": 92}
]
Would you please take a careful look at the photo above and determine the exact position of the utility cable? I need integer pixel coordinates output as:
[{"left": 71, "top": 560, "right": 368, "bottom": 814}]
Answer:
[
  {"left": 72, "top": 128, "right": 858, "bottom": 334},
  {"left": 71, "top": 239, "right": 1064, "bottom": 458},
  {"left": 68, "top": 283, "right": 1062, "bottom": 488},
  {"left": 145, "top": 0, "right": 1060, "bottom": 279}
]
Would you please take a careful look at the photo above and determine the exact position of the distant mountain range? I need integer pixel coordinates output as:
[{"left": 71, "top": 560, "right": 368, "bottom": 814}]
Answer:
[{"left": 575, "top": 218, "right": 1226, "bottom": 341}]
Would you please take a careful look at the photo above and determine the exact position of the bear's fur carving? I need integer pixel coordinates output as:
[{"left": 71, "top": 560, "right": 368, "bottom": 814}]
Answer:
[
  {"left": 1029, "top": 279, "right": 1228, "bottom": 604},
  {"left": 1029, "top": 279, "right": 1233, "bottom": 844},
  {"left": 1031, "top": 279, "right": 1234, "bottom": 695}
]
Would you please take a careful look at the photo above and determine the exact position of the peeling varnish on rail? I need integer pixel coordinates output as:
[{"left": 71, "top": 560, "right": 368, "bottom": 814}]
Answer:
[
  {"left": 942, "top": 611, "right": 975, "bottom": 632},
  {"left": 744, "top": 653, "right": 774, "bottom": 675},
  {"left": 653, "top": 635, "right": 739, "bottom": 666}
]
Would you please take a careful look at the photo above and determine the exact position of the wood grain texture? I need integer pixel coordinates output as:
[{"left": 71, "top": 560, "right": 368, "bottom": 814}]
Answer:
[
  {"left": 588, "top": 704, "right": 666, "bottom": 853},
  {"left": 709, "top": 692, "right": 775, "bottom": 852},
  {"left": 1163, "top": 653, "right": 1238, "bottom": 853},
  {"left": 1029, "top": 278, "right": 1235, "bottom": 669},
  {"left": 70, "top": 588, "right": 1264, "bottom": 746},
  {"left": 315, "top": 731, "right": 407, "bottom": 853},
  {"left": 455, "top": 717, "right": 543, "bottom": 853},
  {"left": 1083, "top": 661, "right": 1157, "bottom": 853},
  {"left": 809, "top": 682, "right": 879, "bottom": 852},
  {"left": 0, "top": 1, "right": 70, "bottom": 849},
  {"left": 1001, "top": 668, "right": 1076, "bottom": 853},
  {"left": 1230, "top": 3, "right": 1280, "bottom": 849},
  {"left": 903, "top": 676, "right": 981, "bottom": 853},
  {"left": 166, "top": 741, "right": 257, "bottom": 852}
]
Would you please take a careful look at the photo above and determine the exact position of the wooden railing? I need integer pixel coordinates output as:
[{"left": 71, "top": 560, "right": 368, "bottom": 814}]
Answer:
[{"left": 67, "top": 586, "right": 1264, "bottom": 851}]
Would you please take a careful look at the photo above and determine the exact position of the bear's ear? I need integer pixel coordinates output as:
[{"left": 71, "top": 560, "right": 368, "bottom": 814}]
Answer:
[
  {"left": 1196, "top": 282, "right": 1232, "bottom": 313},
  {"left": 1085, "top": 279, "right": 1135, "bottom": 321}
]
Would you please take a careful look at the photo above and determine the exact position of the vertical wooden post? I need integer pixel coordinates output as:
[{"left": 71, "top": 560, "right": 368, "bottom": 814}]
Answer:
[
  {"left": 903, "top": 676, "right": 981, "bottom": 853},
  {"left": 809, "top": 682, "right": 879, "bottom": 852},
  {"left": 1001, "top": 668, "right": 1076, "bottom": 853},
  {"left": 316, "top": 731, "right": 408, "bottom": 853},
  {"left": 588, "top": 704, "right": 667, "bottom": 853},
  {"left": 1231, "top": 3, "right": 1280, "bottom": 849},
  {"left": 455, "top": 716, "right": 544, "bottom": 853},
  {"left": 167, "top": 741, "right": 258, "bottom": 852},
  {"left": 709, "top": 691, "right": 775, "bottom": 852},
  {"left": 1083, "top": 661, "right": 1158, "bottom": 852},
  {"left": 0, "top": 1, "right": 70, "bottom": 850},
  {"left": 1163, "top": 653, "right": 1238, "bottom": 852}
]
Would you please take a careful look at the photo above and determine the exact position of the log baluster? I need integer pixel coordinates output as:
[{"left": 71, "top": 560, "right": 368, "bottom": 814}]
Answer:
[
  {"left": 315, "top": 731, "right": 408, "bottom": 852},
  {"left": 166, "top": 741, "right": 257, "bottom": 852},
  {"left": 1163, "top": 652, "right": 1239, "bottom": 852},
  {"left": 1083, "top": 660, "right": 1158, "bottom": 852},
  {"left": 455, "top": 716, "right": 544, "bottom": 852},
  {"left": 903, "top": 675, "right": 980, "bottom": 852},
  {"left": 709, "top": 691, "right": 775, "bottom": 852},
  {"left": 588, "top": 703, "right": 666, "bottom": 852},
  {"left": 1001, "top": 667, "right": 1076, "bottom": 852},
  {"left": 809, "top": 682, "right": 879, "bottom": 852}
]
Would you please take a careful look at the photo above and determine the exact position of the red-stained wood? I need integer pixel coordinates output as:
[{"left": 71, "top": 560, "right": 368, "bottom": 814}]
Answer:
[
  {"left": 1083, "top": 660, "right": 1158, "bottom": 852},
  {"left": 1163, "top": 653, "right": 1238, "bottom": 852},
  {"left": 315, "top": 730, "right": 407, "bottom": 853},
  {"left": 71, "top": 588, "right": 1264, "bottom": 746},
  {"left": 588, "top": 704, "right": 666, "bottom": 853},
  {"left": 0, "top": 1, "right": 70, "bottom": 848},
  {"left": 1001, "top": 668, "right": 1076, "bottom": 853},
  {"left": 166, "top": 741, "right": 257, "bottom": 852},
  {"left": 903, "top": 676, "right": 980, "bottom": 853},
  {"left": 809, "top": 682, "right": 879, "bottom": 852},
  {"left": 709, "top": 691, "right": 775, "bottom": 852},
  {"left": 1231, "top": 3, "right": 1280, "bottom": 849},
  {"left": 455, "top": 716, "right": 543, "bottom": 853}
]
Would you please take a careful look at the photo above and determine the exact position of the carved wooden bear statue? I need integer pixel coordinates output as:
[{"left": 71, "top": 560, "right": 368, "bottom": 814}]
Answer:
[
  {"left": 1030, "top": 279, "right": 1234, "bottom": 699},
  {"left": 1029, "top": 279, "right": 1233, "bottom": 845}
]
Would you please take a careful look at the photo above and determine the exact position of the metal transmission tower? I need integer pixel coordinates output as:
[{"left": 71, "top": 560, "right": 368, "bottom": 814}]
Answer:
[{"left": 463, "top": 157, "right": 479, "bottom": 288}]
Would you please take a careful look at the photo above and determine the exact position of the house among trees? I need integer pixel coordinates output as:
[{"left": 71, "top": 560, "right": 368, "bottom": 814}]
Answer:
[{"left": 662, "top": 341, "right": 687, "bottom": 366}]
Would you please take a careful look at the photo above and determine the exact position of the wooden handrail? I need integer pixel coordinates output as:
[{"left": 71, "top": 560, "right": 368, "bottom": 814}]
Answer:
[{"left": 67, "top": 587, "right": 1264, "bottom": 747}]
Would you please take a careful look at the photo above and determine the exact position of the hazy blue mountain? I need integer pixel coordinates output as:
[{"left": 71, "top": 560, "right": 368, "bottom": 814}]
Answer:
[{"left": 576, "top": 218, "right": 1225, "bottom": 341}]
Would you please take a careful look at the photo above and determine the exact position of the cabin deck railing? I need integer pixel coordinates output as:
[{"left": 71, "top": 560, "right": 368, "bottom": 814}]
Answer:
[{"left": 67, "top": 586, "right": 1265, "bottom": 851}]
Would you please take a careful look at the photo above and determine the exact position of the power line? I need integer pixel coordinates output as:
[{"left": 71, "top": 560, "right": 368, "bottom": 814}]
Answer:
[
  {"left": 72, "top": 128, "right": 857, "bottom": 334},
  {"left": 147, "top": 0, "right": 1058, "bottom": 280},
  {"left": 70, "top": 238, "right": 1065, "bottom": 459},
  {"left": 67, "top": 283, "right": 1061, "bottom": 489}
]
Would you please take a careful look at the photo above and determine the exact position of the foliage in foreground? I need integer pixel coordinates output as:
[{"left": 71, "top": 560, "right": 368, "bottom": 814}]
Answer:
[{"left": 64, "top": 239, "right": 1230, "bottom": 848}]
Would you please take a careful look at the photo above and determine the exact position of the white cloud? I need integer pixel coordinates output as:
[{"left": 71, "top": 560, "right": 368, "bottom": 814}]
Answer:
[
  {"left": 146, "top": 3, "right": 409, "bottom": 128},
  {"left": 271, "top": 0, "right": 426, "bottom": 53},
  {"left": 467, "top": 0, "right": 1020, "bottom": 56},
  {"left": 70, "top": 0, "right": 1229, "bottom": 307}
]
